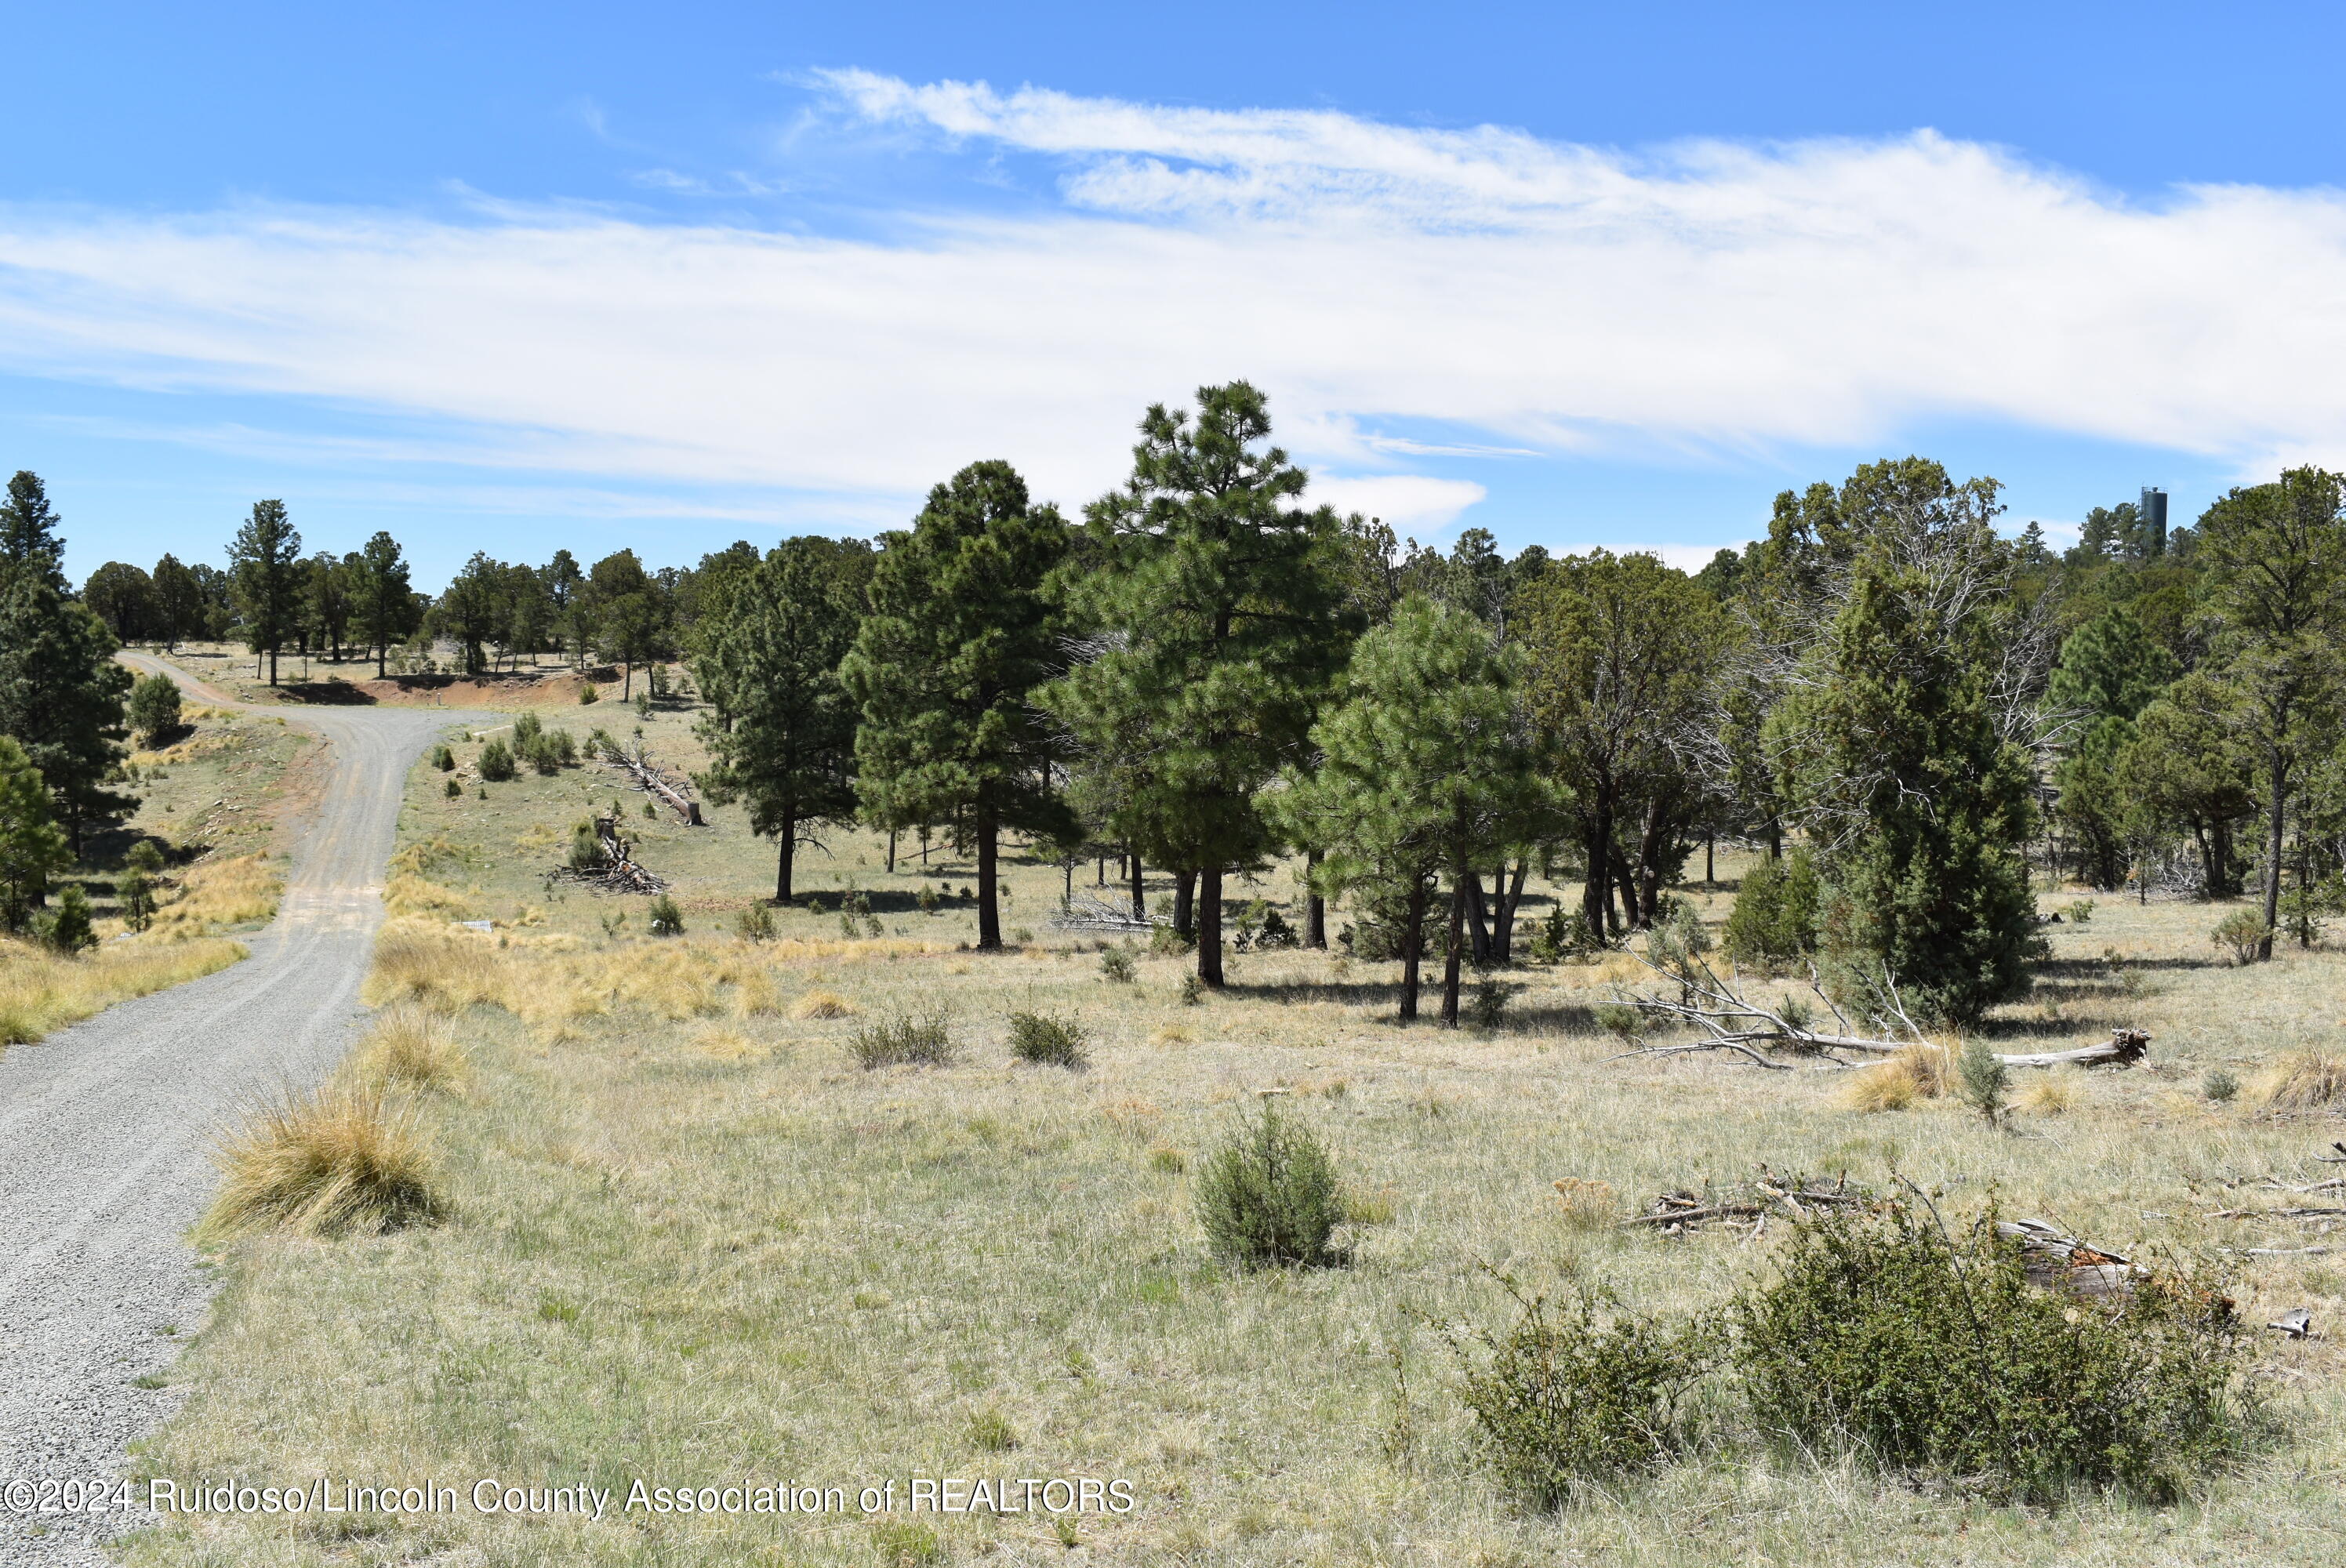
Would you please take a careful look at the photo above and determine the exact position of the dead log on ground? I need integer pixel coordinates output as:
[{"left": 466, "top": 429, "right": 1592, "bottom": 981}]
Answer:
[
  {"left": 549, "top": 813, "right": 666, "bottom": 894},
  {"left": 595, "top": 737, "right": 706, "bottom": 825},
  {"left": 1997, "top": 1218, "right": 2144, "bottom": 1298}
]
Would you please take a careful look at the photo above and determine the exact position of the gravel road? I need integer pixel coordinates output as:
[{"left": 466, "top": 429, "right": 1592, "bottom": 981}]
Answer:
[{"left": 0, "top": 660, "right": 474, "bottom": 1565}]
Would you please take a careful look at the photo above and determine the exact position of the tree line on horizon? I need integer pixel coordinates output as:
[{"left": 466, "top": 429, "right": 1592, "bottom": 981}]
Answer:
[{"left": 8, "top": 383, "right": 2346, "bottom": 1025}]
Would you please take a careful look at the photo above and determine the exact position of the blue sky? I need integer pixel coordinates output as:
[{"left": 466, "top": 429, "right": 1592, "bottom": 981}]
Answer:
[{"left": 5, "top": 2, "right": 2342, "bottom": 586}]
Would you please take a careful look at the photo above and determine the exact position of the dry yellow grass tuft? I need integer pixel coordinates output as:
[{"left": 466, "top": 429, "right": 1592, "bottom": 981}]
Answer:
[
  {"left": 354, "top": 1003, "right": 467, "bottom": 1091},
  {"left": 1551, "top": 1177, "right": 1621, "bottom": 1229},
  {"left": 199, "top": 1083, "right": 443, "bottom": 1240},
  {"left": 0, "top": 934, "right": 246, "bottom": 1049},
  {"left": 792, "top": 989, "right": 855, "bottom": 1020},
  {"left": 2016, "top": 1069, "right": 2082, "bottom": 1117},
  {"left": 1838, "top": 1044, "right": 1953, "bottom": 1112},
  {"left": 735, "top": 969, "right": 782, "bottom": 1018},
  {"left": 1149, "top": 1023, "right": 1197, "bottom": 1047},
  {"left": 2254, "top": 1050, "right": 2346, "bottom": 1111},
  {"left": 146, "top": 853, "right": 282, "bottom": 937}
]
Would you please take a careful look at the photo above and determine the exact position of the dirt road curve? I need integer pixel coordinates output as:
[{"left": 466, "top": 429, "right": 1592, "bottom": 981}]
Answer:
[{"left": 0, "top": 659, "right": 474, "bottom": 1566}]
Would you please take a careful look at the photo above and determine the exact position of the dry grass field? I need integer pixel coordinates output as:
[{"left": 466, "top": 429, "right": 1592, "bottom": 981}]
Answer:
[
  {"left": 0, "top": 697, "right": 307, "bottom": 1052},
  {"left": 119, "top": 691, "right": 2346, "bottom": 1566}
]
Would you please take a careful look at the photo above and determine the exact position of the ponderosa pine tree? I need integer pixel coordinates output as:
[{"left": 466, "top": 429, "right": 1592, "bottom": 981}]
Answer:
[
  {"left": 692, "top": 538, "right": 868, "bottom": 902},
  {"left": 1040, "top": 382, "right": 1358, "bottom": 987},
  {"left": 0, "top": 471, "right": 67, "bottom": 592},
  {"left": 585, "top": 550, "right": 669, "bottom": 698},
  {"left": 0, "top": 735, "right": 68, "bottom": 931},
  {"left": 227, "top": 499, "right": 303, "bottom": 684},
  {"left": 151, "top": 554, "right": 205, "bottom": 652},
  {"left": 2118, "top": 673, "right": 2253, "bottom": 897},
  {"left": 1516, "top": 550, "right": 1727, "bottom": 938},
  {"left": 2046, "top": 604, "right": 2177, "bottom": 889},
  {"left": 2195, "top": 467, "right": 2346, "bottom": 960},
  {"left": 349, "top": 532, "right": 417, "bottom": 677},
  {"left": 431, "top": 553, "right": 506, "bottom": 674},
  {"left": 840, "top": 460, "right": 1076, "bottom": 952},
  {"left": 0, "top": 566, "right": 134, "bottom": 850},
  {"left": 1772, "top": 553, "right": 2039, "bottom": 1025},
  {"left": 1273, "top": 596, "right": 1550, "bottom": 1024}
]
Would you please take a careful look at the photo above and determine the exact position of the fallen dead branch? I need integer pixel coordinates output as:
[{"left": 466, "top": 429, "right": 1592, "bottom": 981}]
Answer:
[
  {"left": 594, "top": 735, "right": 705, "bottom": 826},
  {"left": 1050, "top": 893, "right": 1157, "bottom": 933},
  {"left": 1605, "top": 952, "right": 2151, "bottom": 1073},
  {"left": 548, "top": 814, "right": 666, "bottom": 895},
  {"left": 1622, "top": 1166, "right": 1875, "bottom": 1233}
]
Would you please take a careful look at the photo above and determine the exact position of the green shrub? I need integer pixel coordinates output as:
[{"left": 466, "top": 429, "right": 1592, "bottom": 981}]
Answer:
[
  {"left": 126, "top": 671, "right": 181, "bottom": 745},
  {"left": 850, "top": 1011, "right": 956, "bottom": 1069},
  {"left": 568, "top": 822, "right": 602, "bottom": 871},
  {"left": 478, "top": 739, "right": 516, "bottom": 782},
  {"left": 1194, "top": 1102, "right": 1345, "bottom": 1269},
  {"left": 1954, "top": 1040, "right": 2009, "bottom": 1124},
  {"left": 1593, "top": 1001, "right": 1642, "bottom": 1043},
  {"left": 1733, "top": 1204, "right": 2254, "bottom": 1501},
  {"left": 126, "top": 840, "right": 165, "bottom": 877},
  {"left": 41, "top": 884, "right": 97, "bottom": 954},
  {"left": 1722, "top": 848, "right": 1821, "bottom": 972},
  {"left": 917, "top": 883, "right": 940, "bottom": 915},
  {"left": 1470, "top": 978, "right": 1510, "bottom": 1031},
  {"left": 648, "top": 893, "right": 684, "bottom": 936},
  {"left": 804, "top": 895, "right": 829, "bottom": 916},
  {"left": 633, "top": 691, "right": 652, "bottom": 718},
  {"left": 444, "top": 779, "right": 463, "bottom": 799},
  {"left": 513, "top": 710, "right": 543, "bottom": 749},
  {"left": 579, "top": 682, "right": 598, "bottom": 705},
  {"left": 2203, "top": 1067, "right": 2240, "bottom": 1103},
  {"left": 1100, "top": 942, "right": 1136, "bottom": 982},
  {"left": 1008, "top": 1011, "right": 1090, "bottom": 1069},
  {"left": 2066, "top": 898, "right": 2096, "bottom": 925},
  {"left": 119, "top": 868, "right": 155, "bottom": 933},
  {"left": 736, "top": 902, "right": 775, "bottom": 942},
  {"left": 1453, "top": 1287, "right": 1717, "bottom": 1509},
  {"left": 1530, "top": 903, "right": 1603, "bottom": 964},
  {"left": 1150, "top": 923, "right": 1196, "bottom": 956},
  {"left": 2211, "top": 908, "right": 2270, "bottom": 964},
  {"left": 430, "top": 744, "right": 454, "bottom": 771},
  {"left": 1178, "top": 972, "right": 1204, "bottom": 1006}
]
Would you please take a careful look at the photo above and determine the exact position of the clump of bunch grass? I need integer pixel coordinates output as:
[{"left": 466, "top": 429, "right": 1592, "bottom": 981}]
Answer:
[
  {"left": 1451, "top": 1283, "right": 1717, "bottom": 1510},
  {"left": 792, "top": 989, "right": 855, "bottom": 1020},
  {"left": 1008, "top": 1010, "right": 1089, "bottom": 1069},
  {"left": 1194, "top": 1101, "right": 1346, "bottom": 1268},
  {"left": 1733, "top": 1203, "right": 2255, "bottom": 1501},
  {"left": 2253, "top": 1050, "right": 2346, "bottom": 1111},
  {"left": 2014, "top": 1069, "right": 2079, "bottom": 1117},
  {"left": 355, "top": 1003, "right": 467, "bottom": 1091},
  {"left": 850, "top": 1010, "right": 956, "bottom": 1069},
  {"left": 1837, "top": 1043, "right": 1953, "bottom": 1112},
  {"left": 201, "top": 1084, "right": 445, "bottom": 1240},
  {"left": 2203, "top": 1067, "right": 2240, "bottom": 1103}
]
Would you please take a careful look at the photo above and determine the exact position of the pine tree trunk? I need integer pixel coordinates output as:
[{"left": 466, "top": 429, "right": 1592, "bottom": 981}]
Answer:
[
  {"left": 1398, "top": 877, "right": 1429, "bottom": 1022},
  {"left": 1441, "top": 873, "right": 1466, "bottom": 1028},
  {"left": 1306, "top": 847, "right": 1327, "bottom": 949},
  {"left": 1173, "top": 871, "right": 1195, "bottom": 938},
  {"left": 376, "top": 639, "right": 386, "bottom": 678},
  {"left": 1579, "top": 810, "right": 1611, "bottom": 942},
  {"left": 1128, "top": 850, "right": 1146, "bottom": 924},
  {"left": 887, "top": 829, "right": 896, "bottom": 873},
  {"left": 976, "top": 807, "right": 1002, "bottom": 951},
  {"left": 2261, "top": 746, "right": 2286, "bottom": 960},
  {"left": 775, "top": 810, "right": 796, "bottom": 903},
  {"left": 1463, "top": 870, "right": 1491, "bottom": 963},
  {"left": 267, "top": 647, "right": 278, "bottom": 686},
  {"left": 1493, "top": 861, "right": 1529, "bottom": 962},
  {"left": 1197, "top": 866, "right": 1224, "bottom": 986}
]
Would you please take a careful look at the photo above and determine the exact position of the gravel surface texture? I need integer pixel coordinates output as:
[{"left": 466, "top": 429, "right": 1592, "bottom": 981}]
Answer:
[{"left": 0, "top": 658, "right": 476, "bottom": 1566}]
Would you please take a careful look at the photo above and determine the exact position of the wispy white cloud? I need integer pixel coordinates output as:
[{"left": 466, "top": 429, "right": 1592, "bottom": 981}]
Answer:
[{"left": 6, "top": 73, "right": 2346, "bottom": 532}]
